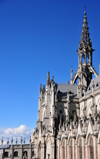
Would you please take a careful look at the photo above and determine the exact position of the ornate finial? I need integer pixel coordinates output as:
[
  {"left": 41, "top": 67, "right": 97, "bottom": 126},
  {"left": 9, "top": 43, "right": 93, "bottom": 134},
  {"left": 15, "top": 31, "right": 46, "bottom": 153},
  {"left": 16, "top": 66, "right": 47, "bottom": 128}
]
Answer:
[
  {"left": 15, "top": 138, "right": 18, "bottom": 144},
  {"left": 23, "top": 138, "right": 25, "bottom": 144},
  {"left": 1, "top": 137, "right": 3, "bottom": 145},
  {"left": 20, "top": 136, "right": 23, "bottom": 144},
  {"left": 11, "top": 136, "right": 13, "bottom": 145},
  {"left": 30, "top": 136, "right": 31, "bottom": 143},
  {"left": 84, "top": 6, "right": 87, "bottom": 18},
  {"left": 7, "top": 138, "right": 9, "bottom": 146},
  {"left": 71, "top": 66, "right": 73, "bottom": 72}
]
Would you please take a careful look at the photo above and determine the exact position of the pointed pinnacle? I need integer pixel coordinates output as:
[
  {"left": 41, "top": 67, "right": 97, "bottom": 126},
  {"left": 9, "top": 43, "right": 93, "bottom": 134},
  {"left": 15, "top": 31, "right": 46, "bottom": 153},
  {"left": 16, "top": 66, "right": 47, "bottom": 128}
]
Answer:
[{"left": 47, "top": 72, "right": 50, "bottom": 85}]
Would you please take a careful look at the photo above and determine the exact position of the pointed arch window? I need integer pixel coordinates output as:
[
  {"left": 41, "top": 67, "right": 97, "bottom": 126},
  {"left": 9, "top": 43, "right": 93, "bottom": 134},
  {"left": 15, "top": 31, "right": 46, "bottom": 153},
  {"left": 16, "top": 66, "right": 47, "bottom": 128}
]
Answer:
[
  {"left": 23, "top": 151, "right": 27, "bottom": 157},
  {"left": 14, "top": 151, "right": 18, "bottom": 157},
  {"left": 32, "top": 151, "right": 34, "bottom": 157},
  {"left": 4, "top": 152, "right": 8, "bottom": 157}
]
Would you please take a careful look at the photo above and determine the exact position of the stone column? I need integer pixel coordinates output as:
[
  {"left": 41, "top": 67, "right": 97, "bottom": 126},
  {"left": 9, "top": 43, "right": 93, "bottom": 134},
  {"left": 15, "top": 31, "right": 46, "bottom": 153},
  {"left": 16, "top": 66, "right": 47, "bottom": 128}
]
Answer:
[
  {"left": 97, "top": 144, "right": 100, "bottom": 159},
  {"left": 57, "top": 139, "right": 59, "bottom": 159},
  {"left": 62, "top": 146, "right": 63, "bottom": 158},
  {"left": 34, "top": 144, "right": 38, "bottom": 159},
  {"left": 82, "top": 137, "right": 85, "bottom": 159},
  {"left": 58, "top": 146, "right": 60, "bottom": 159},
  {"left": 29, "top": 138, "right": 32, "bottom": 159},
  {"left": 73, "top": 139, "right": 75, "bottom": 159},
  {"left": 67, "top": 145, "right": 69, "bottom": 159},
  {"left": 65, "top": 139, "right": 67, "bottom": 159},
  {"left": 11, "top": 138, "right": 14, "bottom": 159},
  {"left": 51, "top": 144, "right": 55, "bottom": 159},
  {"left": 41, "top": 143, "right": 45, "bottom": 159},
  {"left": 76, "top": 145, "right": 78, "bottom": 159},
  {"left": 87, "top": 145, "right": 90, "bottom": 159},
  {"left": 77, "top": 146, "right": 79, "bottom": 159},
  {"left": 60, "top": 145, "right": 62, "bottom": 159},
  {"left": 20, "top": 137, "right": 23, "bottom": 159},
  {"left": 68, "top": 145, "right": 70, "bottom": 159},
  {"left": 93, "top": 136, "right": 97, "bottom": 159}
]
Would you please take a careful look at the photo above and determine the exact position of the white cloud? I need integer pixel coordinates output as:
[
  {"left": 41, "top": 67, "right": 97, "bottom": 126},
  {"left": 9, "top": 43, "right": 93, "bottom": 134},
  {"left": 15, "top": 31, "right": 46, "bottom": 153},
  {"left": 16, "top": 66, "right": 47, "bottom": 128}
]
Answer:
[{"left": 0, "top": 125, "right": 34, "bottom": 145}]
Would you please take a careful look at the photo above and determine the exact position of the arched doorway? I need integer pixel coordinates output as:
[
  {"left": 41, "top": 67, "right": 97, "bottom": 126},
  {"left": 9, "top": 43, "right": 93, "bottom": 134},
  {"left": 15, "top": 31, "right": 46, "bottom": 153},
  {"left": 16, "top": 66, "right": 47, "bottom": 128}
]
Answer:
[
  {"left": 38, "top": 142, "right": 41, "bottom": 159},
  {"left": 90, "top": 138, "right": 94, "bottom": 159}
]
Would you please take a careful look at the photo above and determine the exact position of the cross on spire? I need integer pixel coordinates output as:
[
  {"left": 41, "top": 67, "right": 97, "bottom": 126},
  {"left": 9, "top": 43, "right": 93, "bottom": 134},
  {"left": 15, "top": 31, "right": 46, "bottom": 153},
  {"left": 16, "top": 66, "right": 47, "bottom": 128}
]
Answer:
[{"left": 84, "top": 5, "right": 87, "bottom": 12}]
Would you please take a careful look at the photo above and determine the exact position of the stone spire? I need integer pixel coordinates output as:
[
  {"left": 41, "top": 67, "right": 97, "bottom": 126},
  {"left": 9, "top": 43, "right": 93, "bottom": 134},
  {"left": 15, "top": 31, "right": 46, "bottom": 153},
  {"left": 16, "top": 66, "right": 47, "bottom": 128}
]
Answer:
[
  {"left": 72, "top": 11, "right": 98, "bottom": 97},
  {"left": 77, "top": 11, "right": 94, "bottom": 65}
]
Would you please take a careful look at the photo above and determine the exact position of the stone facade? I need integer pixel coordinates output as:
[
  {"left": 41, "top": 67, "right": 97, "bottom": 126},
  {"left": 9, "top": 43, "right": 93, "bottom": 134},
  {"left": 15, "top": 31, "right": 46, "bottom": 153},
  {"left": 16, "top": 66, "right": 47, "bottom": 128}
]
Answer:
[{"left": 0, "top": 11, "right": 100, "bottom": 159}]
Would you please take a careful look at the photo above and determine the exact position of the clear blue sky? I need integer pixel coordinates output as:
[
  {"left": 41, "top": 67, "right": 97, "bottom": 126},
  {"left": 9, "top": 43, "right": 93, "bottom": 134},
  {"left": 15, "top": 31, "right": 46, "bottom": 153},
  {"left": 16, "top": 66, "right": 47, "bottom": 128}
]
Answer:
[{"left": 0, "top": 0, "right": 100, "bottom": 141}]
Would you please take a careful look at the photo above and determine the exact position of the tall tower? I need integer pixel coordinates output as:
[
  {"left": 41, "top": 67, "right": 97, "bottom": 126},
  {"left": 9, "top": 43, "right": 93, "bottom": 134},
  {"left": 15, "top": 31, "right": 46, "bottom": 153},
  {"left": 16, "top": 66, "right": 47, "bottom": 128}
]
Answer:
[{"left": 71, "top": 11, "right": 98, "bottom": 97}]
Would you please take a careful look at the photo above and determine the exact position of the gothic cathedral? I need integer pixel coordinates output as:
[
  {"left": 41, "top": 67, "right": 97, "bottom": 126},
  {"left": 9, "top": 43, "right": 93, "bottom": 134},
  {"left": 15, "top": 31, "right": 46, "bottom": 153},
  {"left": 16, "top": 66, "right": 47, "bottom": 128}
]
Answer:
[{"left": 1, "top": 11, "right": 100, "bottom": 159}]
